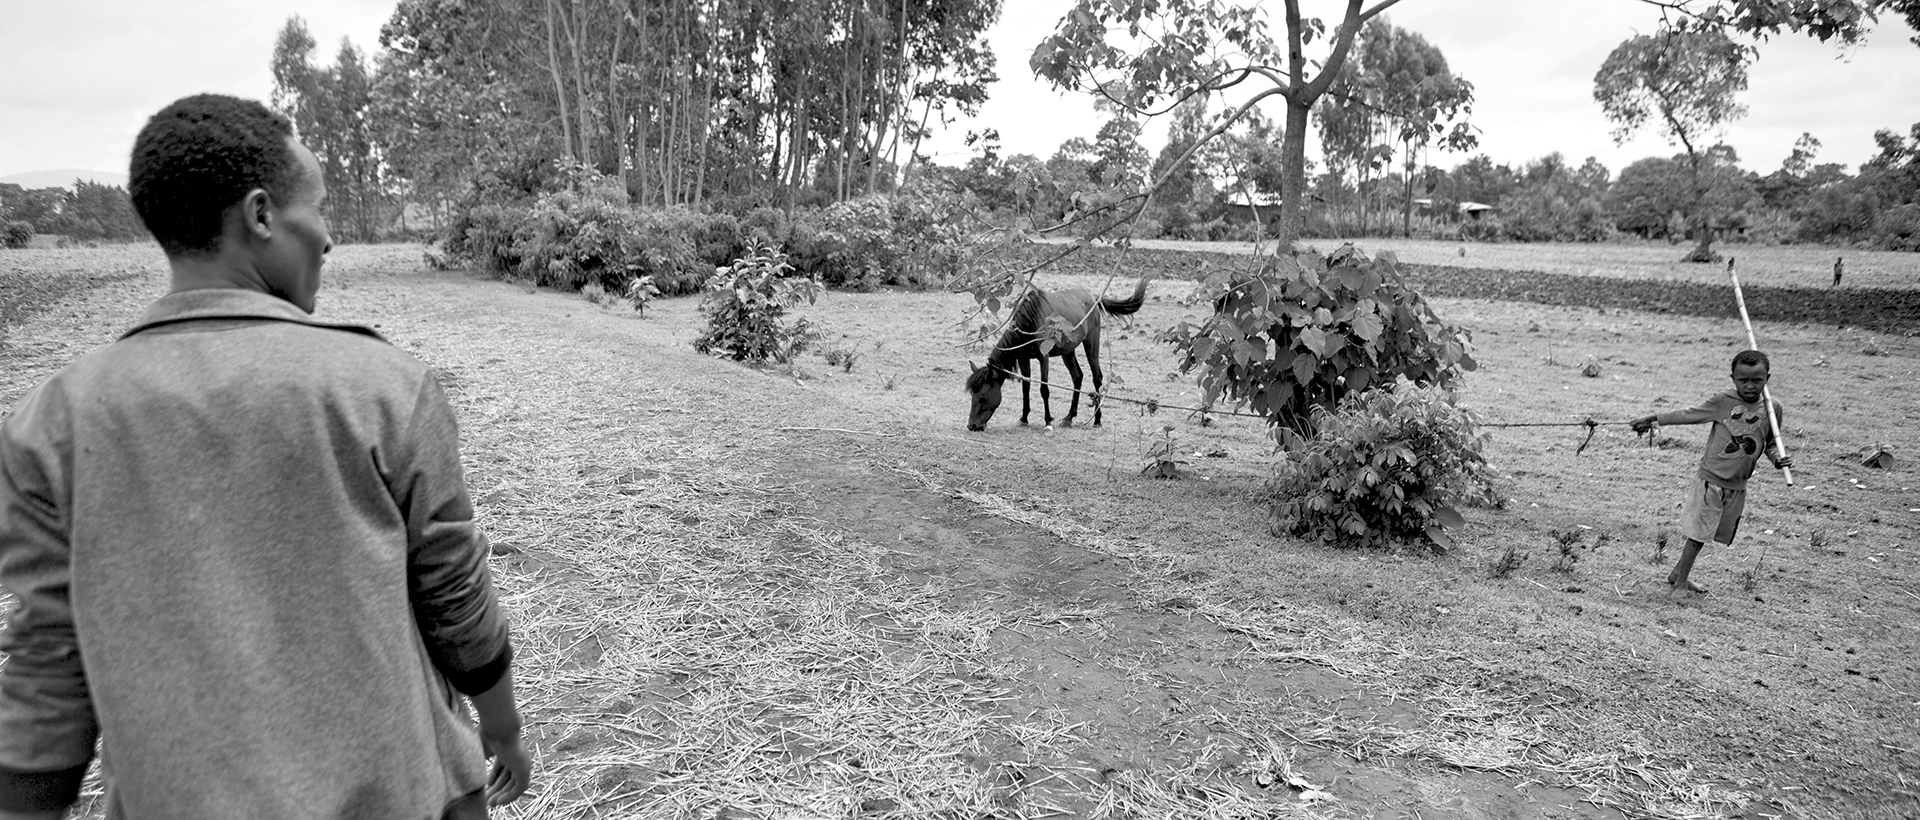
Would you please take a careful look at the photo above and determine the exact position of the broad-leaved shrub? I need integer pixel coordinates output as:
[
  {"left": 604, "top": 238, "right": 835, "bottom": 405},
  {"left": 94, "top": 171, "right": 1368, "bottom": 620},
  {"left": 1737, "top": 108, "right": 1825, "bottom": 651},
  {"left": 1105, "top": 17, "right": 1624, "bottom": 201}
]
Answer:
[
  {"left": 694, "top": 243, "right": 824, "bottom": 363},
  {"left": 1269, "top": 383, "right": 1500, "bottom": 552},
  {"left": 1162, "top": 244, "right": 1477, "bottom": 436},
  {"left": 789, "top": 189, "right": 967, "bottom": 289}
]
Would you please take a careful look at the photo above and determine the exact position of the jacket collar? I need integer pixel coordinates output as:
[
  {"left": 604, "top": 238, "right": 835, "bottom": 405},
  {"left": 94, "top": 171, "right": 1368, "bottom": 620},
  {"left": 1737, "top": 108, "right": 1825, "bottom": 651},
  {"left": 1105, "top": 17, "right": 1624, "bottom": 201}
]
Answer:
[{"left": 121, "top": 288, "right": 385, "bottom": 342}]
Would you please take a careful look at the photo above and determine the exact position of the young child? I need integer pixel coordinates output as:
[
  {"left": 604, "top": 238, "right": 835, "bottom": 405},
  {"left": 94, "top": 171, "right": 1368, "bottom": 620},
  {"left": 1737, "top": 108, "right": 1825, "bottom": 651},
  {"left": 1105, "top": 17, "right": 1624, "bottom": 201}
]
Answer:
[
  {"left": 1631, "top": 349, "right": 1792, "bottom": 594},
  {"left": 0, "top": 95, "right": 530, "bottom": 819}
]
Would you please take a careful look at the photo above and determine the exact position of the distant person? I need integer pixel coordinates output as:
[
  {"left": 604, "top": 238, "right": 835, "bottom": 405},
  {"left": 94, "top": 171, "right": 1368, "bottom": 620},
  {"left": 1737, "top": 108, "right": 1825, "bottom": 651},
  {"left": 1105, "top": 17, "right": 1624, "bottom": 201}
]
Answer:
[
  {"left": 1630, "top": 350, "right": 1791, "bottom": 594},
  {"left": 0, "top": 94, "right": 530, "bottom": 819},
  {"left": 1833, "top": 255, "right": 1844, "bottom": 287}
]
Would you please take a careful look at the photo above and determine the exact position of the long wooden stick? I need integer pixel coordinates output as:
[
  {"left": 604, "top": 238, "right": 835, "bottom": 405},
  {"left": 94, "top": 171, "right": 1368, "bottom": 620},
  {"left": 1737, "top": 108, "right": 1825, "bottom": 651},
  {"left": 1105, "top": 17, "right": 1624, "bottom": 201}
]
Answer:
[{"left": 1727, "top": 259, "right": 1793, "bottom": 486}]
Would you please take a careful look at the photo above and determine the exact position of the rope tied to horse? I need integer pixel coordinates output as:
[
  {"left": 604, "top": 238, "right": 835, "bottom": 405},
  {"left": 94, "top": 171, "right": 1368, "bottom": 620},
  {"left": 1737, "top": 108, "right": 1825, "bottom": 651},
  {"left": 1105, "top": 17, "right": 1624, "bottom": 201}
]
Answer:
[{"left": 987, "top": 363, "right": 1648, "bottom": 451}]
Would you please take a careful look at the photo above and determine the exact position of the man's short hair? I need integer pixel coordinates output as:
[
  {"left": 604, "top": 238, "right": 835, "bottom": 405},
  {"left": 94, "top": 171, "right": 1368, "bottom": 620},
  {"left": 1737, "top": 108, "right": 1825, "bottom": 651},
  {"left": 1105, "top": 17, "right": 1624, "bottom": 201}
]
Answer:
[
  {"left": 129, "top": 94, "right": 302, "bottom": 257},
  {"left": 1732, "top": 349, "right": 1770, "bottom": 373}
]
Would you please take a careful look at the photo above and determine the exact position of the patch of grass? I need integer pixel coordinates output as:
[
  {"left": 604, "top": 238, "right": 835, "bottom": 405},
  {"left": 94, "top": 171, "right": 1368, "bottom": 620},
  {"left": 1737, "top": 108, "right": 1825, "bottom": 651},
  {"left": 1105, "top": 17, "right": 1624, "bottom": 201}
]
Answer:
[{"left": 1649, "top": 530, "right": 1670, "bottom": 565}]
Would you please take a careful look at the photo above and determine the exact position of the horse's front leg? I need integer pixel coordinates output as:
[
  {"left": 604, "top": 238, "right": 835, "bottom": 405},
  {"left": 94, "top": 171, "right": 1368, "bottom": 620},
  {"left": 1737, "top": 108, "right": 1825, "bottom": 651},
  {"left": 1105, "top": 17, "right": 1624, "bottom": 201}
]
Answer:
[
  {"left": 1058, "top": 350, "right": 1085, "bottom": 428},
  {"left": 1017, "top": 359, "right": 1033, "bottom": 426},
  {"left": 1038, "top": 356, "right": 1054, "bottom": 428}
]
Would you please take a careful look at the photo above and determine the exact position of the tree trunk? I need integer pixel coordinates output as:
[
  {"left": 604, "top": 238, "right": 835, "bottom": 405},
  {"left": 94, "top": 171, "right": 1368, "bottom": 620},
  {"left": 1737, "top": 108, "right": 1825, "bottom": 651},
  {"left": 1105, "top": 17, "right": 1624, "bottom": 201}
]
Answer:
[
  {"left": 1278, "top": 97, "right": 1310, "bottom": 246},
  {"left": 544, "top": 0, "right": 577, "bottom": 163}
]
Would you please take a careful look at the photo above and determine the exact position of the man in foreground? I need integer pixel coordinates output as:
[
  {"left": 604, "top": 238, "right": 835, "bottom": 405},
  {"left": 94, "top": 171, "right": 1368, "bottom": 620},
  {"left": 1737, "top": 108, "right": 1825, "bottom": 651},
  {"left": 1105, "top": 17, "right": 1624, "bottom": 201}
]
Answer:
[{"left": 0, "top": 94, "right": 531, "bottom": 819}]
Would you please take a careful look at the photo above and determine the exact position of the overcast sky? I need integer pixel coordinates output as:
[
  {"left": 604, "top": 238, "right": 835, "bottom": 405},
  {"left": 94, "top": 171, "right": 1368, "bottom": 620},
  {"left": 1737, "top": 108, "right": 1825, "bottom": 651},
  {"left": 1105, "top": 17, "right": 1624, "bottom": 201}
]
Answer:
[{"left": 3, "top": 1, "right": 1916, "bottom": 183}]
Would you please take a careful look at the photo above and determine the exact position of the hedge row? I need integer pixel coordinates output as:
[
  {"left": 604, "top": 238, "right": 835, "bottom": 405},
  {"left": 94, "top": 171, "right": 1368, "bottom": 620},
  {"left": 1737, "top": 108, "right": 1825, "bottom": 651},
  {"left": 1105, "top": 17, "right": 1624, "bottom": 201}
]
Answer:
[{"left": 444, "top": 188, "right": 969, "bottom": 295}]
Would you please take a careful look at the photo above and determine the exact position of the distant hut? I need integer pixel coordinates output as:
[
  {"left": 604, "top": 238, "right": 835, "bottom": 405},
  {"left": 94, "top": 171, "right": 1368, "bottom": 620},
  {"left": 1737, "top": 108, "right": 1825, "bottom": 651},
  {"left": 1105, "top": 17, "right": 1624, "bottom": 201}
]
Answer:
[
  {"left": 1219, "top": 190, "right": 1289, "bottom": 227},
  {"left": 1457, "top": 201, "right": 1496, "bottom": 221}
]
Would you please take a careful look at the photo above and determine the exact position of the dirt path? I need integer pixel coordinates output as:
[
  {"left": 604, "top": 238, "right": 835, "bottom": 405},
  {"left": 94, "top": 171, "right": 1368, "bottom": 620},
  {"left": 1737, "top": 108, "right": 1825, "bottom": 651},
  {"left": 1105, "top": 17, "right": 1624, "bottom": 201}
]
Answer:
[{"left": 5, "top": 245, "right": 1915, "bottom": 818}]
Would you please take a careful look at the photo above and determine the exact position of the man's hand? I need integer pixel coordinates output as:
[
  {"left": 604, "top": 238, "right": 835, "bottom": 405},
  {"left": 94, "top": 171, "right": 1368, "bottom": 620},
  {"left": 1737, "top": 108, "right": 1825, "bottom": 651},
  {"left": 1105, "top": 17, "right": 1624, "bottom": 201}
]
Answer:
[
  {"left": 1629, "top": 415, "right": 1658, "bottom": 434},
  {"left": 482, "top": 731, "right": 533, "bottom": 807}
]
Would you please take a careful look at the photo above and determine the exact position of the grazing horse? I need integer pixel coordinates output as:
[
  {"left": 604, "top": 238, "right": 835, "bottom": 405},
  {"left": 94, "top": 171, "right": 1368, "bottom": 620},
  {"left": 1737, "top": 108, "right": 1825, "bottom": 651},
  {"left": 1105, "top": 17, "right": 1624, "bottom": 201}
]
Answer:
[{"left": 965, "top": 276, "right": 1150, "bottom": 431}]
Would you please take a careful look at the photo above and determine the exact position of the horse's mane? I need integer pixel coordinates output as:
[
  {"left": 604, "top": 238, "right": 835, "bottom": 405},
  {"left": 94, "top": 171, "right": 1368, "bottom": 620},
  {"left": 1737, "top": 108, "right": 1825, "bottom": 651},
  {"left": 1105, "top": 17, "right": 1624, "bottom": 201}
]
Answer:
[
  {"left": 965, "top": 289, "right": 1044, "bottom": 392},
  {"left": 994, "top": 289, "right": 1044, "bottom": 355}
]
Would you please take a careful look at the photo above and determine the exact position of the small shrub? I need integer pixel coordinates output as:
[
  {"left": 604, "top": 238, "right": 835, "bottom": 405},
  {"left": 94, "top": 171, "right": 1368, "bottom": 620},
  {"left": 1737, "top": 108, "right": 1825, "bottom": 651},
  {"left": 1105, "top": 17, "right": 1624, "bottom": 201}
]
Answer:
[
  {"left": 1142, "top": 425, "right": 1188, "bottom": 479},
  {"left": 625, "top": 275, "right": 662, "bottom": 315},
  {"left": 1649, "top": 529, "right": 1670, "bottom": 565},
  {"left": 2, "top": 220, "right": 33, "bottom": 249},
  {"left": 1739, "top": 555, "right": 1764, "bottom": 592},
  {"left": 1490, "top": 544, "right": 1528, "bottom": 578},
  {"left": 1268, "top": 383, "right": 1500, "bottom": 552},
  {"left": 821, "top": 342, "right": 862, "bottom": 373},
  {"left": 693, "top": 242, "right": 824, "bottom": 363},
  {"left": 1163, "top": 244, "right": 1478, "bottom": 436},
  {"left": 580, "top": 282, "right": 609, "bottom": 306},
  {"left": 1549, "top": 529, "right": 1584, "bottom": 573}
]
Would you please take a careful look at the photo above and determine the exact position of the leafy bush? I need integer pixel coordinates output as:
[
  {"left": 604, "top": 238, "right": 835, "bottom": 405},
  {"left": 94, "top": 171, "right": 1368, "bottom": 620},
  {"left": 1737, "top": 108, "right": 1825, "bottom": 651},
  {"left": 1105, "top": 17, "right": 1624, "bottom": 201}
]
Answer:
[
  {"left": 1498, "top": 191, "right": 1614, "bottom": 242},
  {"left": 693, "top": 243, "right": 824, "bottom": 363},
  {"left": 1268, "top": 383, "right": 1500, "bottom": 552},
  {"left": 1874, "top": 203, "right": 1920, "bottom": 251},
  {"left": 788, "top": 189, "right": 968, "bottom": 289},
  {"left": 1161, "top": 244, "right": 1478, "bottom": 436},
  {"left": 1458, "top": 216, "right": 1505, "bottom": 243},
  {"left": 1, "top": 220, "right": 31, "bottom": 249},
  {"left": 625, "top": 208, "right": 712, "bottom": 295}
]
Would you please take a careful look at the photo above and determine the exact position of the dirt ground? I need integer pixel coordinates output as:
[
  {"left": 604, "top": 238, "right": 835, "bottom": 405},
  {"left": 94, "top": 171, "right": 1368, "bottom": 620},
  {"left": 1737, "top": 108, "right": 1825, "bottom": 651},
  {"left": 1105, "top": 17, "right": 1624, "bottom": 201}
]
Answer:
[{"left": 1, "top": 243, "right": 1916, "bottom": 819}]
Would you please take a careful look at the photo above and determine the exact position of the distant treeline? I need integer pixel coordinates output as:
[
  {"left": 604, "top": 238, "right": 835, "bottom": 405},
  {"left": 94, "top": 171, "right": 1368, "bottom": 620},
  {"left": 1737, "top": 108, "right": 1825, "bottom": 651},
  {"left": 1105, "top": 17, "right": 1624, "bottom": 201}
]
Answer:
[{"left": 0, "top": 180, "right": 147, "bottom": 247}]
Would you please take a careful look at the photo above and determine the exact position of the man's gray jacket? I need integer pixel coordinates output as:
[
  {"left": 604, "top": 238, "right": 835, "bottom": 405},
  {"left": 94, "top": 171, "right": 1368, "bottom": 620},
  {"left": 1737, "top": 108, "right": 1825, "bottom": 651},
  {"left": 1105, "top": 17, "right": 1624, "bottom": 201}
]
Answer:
[{"left": 0, "top": 288, "right": 511, "bottom": 819}]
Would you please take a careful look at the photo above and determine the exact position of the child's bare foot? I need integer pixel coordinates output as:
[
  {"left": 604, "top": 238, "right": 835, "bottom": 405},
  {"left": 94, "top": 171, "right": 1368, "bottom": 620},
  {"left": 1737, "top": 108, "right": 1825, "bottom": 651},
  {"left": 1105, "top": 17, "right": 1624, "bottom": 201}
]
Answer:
[{"left": 1667, "top": 575, "right": 1709, "bottom": 594}]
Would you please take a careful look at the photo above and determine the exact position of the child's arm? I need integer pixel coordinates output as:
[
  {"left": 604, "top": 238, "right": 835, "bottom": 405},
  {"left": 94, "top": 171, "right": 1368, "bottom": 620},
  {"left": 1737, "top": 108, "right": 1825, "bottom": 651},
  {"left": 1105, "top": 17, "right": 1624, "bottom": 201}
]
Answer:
[
  {"left": 1630, "top": 394, "right": 1728, "bottom": 433},
  {"left": 1766, "top": 401, "right": 1792, "bottom": 469},
  {"left": 0, "top": 395, "right": 96, "bottom": 819}
]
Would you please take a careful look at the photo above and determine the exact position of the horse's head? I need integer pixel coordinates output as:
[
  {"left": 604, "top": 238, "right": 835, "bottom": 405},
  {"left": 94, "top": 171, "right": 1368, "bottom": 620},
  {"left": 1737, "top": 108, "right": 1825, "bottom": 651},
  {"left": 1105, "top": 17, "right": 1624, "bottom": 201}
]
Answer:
[{"left": 964, "top": 360, "right": 1004, "bottom": 431}]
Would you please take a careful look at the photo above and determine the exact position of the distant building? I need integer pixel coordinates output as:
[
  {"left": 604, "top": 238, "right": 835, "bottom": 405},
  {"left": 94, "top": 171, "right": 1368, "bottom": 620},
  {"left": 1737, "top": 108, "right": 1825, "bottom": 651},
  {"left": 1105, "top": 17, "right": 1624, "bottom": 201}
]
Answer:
[
  {"left": 1457, "top": 201, "right": 1496, "bottom": 221},
  {"left": 1219, "top": 190, "right": 1288, "bottom": 226}
]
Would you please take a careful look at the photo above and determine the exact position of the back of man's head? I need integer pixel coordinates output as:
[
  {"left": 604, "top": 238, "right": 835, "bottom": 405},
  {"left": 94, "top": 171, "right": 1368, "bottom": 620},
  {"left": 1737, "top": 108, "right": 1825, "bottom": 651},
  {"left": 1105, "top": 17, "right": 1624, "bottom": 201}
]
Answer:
[{"left": 129, "top": 94, "right": 300, "bottom": 258}]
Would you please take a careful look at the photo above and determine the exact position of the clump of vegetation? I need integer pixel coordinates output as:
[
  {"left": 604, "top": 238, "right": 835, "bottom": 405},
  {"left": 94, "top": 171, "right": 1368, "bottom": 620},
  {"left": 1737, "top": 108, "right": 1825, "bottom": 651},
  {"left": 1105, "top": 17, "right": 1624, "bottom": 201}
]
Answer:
[
  {"left": 1650, "top": 529, "right": 1671, "bottom": 565},
  {"left": 786, "top": 189, "right": 968, "bottom": 290},
  {"left": 1141, "top": 425, "right": 1188, "bottom": 479},
  {"left": 625, "top": 275, "right": 662, "bottom": 315},
  {"left": 1162, "top": 245, "right": 1477, "bottom": 437},
  {"left": 1268, "top": 383, "right": 1501, "bottom": 552},
  {"left": 1808, "top": 529, "right": 1829, "bottom": 550},
  {"left": 1490, "top": 543, "right": 1529, "bottom": 579},
  {"left": 1739, "top": 555, "right": 1765, "bottom": 592},
  {"left": 693, "top": 243, "right": 823, "bottom": 364},
  {"left": 1549, "top": 529, "right": 1585, "bottom": 573},
  {"left": 821, "top": 342, "right": 862, "bottom": 373},
  {"left": 2, "top": 220, "right": 32, "bottom": 249}
]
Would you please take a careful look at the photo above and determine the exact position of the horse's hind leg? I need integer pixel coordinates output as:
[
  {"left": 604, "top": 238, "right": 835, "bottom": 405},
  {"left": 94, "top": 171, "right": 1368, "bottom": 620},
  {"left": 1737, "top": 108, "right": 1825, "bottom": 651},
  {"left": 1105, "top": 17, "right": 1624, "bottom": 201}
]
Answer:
[
  {"left": 1086, "top": 339, "right": 1106, "bottom": 427},
  {"left": 1058, "top": 351, "right": 1084, "bottom": 427}
]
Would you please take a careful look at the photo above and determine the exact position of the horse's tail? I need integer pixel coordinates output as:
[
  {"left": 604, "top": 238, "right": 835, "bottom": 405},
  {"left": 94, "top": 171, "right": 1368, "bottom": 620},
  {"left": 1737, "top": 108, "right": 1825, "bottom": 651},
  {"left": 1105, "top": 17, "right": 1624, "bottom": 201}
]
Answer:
[{"left": 1099, "top": 275, "right": 1152, "bottom": 316}]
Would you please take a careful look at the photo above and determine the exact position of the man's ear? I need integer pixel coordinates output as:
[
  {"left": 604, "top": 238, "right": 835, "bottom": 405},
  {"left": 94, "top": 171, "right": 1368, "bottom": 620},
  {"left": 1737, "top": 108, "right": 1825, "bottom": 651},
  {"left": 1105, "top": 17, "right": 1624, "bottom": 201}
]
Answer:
[{"left": 240, "top": 188, "right": 275, "bottom": 241}]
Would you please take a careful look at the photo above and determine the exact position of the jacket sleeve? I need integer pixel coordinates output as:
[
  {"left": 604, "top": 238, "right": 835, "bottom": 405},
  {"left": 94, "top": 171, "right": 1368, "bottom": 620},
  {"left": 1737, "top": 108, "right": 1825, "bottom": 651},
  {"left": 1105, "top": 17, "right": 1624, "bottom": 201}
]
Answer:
[
  {"left": 0, "top": 387, "right": 96, "bottom": 812},
  {"left": 1655, "top": 393, "right": 1728, "bottom": 427},
  {"left": 395, "top": 374, "right": 512, "bottom": 696}
]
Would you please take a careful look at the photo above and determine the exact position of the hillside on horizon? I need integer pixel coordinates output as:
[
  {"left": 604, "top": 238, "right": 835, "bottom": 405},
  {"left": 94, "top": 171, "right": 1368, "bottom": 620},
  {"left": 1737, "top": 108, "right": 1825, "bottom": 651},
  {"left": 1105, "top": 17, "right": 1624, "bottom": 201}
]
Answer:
[{"left": 0, "top": 168, "right": 128, "bottom": 190}]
